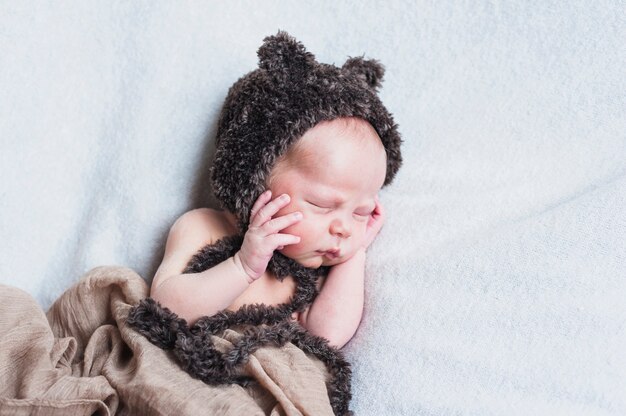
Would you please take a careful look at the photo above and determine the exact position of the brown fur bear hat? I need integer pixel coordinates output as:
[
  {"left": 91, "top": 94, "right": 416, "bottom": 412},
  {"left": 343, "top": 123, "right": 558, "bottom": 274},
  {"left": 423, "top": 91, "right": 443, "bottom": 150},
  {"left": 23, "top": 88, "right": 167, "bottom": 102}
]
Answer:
[{"left": 210, "top": 30, "right": 403, "bottom": 233}]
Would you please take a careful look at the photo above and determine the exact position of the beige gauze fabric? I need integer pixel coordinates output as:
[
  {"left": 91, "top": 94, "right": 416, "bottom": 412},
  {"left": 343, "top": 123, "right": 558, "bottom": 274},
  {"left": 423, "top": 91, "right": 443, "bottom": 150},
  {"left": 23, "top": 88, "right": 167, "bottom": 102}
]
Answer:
[{"left": 0, "top": 266, "right": 335, "bottom": 416}]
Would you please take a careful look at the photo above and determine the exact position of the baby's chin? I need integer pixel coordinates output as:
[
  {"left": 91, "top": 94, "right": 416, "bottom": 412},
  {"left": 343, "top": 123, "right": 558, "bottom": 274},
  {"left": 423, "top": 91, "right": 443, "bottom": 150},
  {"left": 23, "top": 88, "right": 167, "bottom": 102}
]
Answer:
[{"left": 277, "top": 248, "right": 325, "bottom": 269}]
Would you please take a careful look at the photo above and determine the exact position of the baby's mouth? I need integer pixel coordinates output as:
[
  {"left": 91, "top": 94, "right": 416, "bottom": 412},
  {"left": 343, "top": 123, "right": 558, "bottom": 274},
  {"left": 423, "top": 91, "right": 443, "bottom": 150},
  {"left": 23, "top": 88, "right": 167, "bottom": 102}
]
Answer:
[{"left": 317, "top": 249, "right": 341, "bottom": 259}]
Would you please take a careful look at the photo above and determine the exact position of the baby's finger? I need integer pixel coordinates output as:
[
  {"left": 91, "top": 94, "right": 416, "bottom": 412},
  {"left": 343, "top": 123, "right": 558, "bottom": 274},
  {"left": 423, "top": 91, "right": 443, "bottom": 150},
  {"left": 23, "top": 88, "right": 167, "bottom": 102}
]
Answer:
[
  {"left": 251, "top": 193, "right": 291, "bottom": 227},
  {"left": 262, "top": 211, "right": 302, "bottom": 234},
  {"left": 249, "top": 190, "right": 272, "bottom": 221},
  {"left": 267, "top": 233, "right": 301, "bottom": 248},
  {"left": 373, "top": 197, "right": 385, "bottom": 215}
]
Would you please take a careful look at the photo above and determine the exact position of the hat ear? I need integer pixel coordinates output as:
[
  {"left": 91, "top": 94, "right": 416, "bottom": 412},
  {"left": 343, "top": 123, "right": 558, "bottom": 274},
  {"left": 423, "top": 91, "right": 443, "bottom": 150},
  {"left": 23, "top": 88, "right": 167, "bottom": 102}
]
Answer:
[
  {"left": 342, "top": 56, "right": 385, "bottom": 90},
  {"left": 257, "top": 30, "right": 316, "bottom": 77}
]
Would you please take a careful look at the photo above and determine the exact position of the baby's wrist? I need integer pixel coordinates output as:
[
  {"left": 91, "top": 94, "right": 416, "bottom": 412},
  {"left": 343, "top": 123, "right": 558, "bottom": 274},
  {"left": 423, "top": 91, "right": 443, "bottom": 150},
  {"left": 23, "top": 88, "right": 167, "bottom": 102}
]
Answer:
[{"left": 232, "top": 252, "right": 255, "bottom": 284}]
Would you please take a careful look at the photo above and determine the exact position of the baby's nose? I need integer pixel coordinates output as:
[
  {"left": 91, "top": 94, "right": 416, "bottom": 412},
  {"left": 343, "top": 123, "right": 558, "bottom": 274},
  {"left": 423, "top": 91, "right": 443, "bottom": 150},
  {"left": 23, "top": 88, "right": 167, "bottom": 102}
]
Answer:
[{"left": 330, "top": 219, "right": 351, "bottom": 239}]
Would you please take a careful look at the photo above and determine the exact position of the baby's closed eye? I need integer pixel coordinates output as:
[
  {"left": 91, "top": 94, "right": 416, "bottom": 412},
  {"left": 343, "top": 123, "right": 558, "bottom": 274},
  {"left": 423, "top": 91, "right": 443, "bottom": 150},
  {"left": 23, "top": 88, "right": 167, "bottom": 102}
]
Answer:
[
  {"left": 306, "top": 201, "right": 331, "bottom": 213},
  {"left": 307, "top": 201, "right": 372, "bottom": 219},
  {"left": 354, "top": 213, "right": 371, "bottom": 221}
]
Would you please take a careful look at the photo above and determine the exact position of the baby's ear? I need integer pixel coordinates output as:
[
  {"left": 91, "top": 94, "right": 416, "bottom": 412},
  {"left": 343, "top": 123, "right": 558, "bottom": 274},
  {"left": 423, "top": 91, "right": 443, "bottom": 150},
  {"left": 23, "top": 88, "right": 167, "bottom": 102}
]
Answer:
[
  {"left": 257, "top": 30, "right": 316, "bottom": 77},
  {"left": 342, "top": 56, "right": 385, "bottom": 90}
]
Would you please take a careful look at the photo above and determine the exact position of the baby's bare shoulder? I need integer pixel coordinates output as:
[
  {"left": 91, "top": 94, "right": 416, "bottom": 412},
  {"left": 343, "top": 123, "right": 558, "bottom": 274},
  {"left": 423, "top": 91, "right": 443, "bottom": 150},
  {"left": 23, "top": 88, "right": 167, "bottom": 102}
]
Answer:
[
  {"left": 172, "top": 207, "right": 224, "bottom": 232},
  {"left": 167, "top": 207, "right": 237, "bottom": 262},
  {"left": 152, "top": 208, "right": 234, "bottom": 289}
]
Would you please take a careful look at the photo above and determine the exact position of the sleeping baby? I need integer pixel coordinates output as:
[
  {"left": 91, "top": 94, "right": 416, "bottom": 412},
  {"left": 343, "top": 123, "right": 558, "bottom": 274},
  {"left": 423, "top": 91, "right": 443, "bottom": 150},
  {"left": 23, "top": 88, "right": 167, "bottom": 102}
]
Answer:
[
  {"left": 150, "top": 116, "right": 387, "bottom": 348},
  {"left": 127, "top": 30, "right": 403, "bottom": 414}
]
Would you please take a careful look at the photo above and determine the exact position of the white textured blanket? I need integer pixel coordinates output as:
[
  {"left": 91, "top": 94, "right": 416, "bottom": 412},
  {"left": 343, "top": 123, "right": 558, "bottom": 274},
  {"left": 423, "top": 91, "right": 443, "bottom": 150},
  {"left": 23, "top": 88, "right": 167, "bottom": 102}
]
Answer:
[{"left": 1, "top": 1, "right": 624, "bottom": 415}]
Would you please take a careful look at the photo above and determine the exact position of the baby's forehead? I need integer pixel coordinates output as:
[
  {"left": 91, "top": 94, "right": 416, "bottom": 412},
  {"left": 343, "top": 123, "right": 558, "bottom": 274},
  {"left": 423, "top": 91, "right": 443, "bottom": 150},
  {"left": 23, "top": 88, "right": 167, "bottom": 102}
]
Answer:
[
  {"left": 267, "top": 117, "right": 387, "bottom": 190},
  {"left": 293, "top": 118, "right": 383, "bottom": 159}
]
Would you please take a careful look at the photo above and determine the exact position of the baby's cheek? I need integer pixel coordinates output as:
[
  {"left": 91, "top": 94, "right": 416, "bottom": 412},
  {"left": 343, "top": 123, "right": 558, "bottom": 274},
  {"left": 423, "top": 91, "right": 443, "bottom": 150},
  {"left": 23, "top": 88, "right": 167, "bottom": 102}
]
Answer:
[
  {"left": 280, "top": 218, "right": 301, "bottom": 234},
  {"left": 290, "top": 218, "right": 317, "bottom": 244},
  {"left": 353, "top": 223, "right": 368, "bottom": 244}
]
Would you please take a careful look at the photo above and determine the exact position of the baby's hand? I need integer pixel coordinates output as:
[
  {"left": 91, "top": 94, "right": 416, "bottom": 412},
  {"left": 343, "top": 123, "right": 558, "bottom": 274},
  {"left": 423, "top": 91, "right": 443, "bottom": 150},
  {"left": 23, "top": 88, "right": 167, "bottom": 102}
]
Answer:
[
  {"left": 362, "top": 195, "right": 386, "bottom": 250},
  {"left": 234, "top": 191, "right": 302, "bottom": 283}
]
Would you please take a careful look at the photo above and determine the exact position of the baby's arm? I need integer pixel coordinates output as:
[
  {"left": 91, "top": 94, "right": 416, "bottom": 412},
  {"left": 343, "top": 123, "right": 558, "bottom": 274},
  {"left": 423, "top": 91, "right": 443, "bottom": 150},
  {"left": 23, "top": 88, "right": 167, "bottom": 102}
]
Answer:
[
  {"left": 152, "top": 259, "right": 253, "bottom": 324},
  {"left": 301, "top": 195, "right": 386, "bottom": 348},
  {"left": 302, "top": 248, "right": 366, "bottom": 349},
  {"left": 150, "top": 209, "right": 253, "bottom": 323},
  {"left": 151, "top": 192, "right": 301, "bottom": 324}
]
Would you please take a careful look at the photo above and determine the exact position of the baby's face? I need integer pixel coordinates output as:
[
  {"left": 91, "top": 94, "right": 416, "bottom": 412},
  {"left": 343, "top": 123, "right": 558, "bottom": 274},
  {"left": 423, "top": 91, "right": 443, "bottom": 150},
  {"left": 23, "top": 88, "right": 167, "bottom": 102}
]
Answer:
[{"left": 268, "top": 117, "right": 387, "bottom": 268}]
